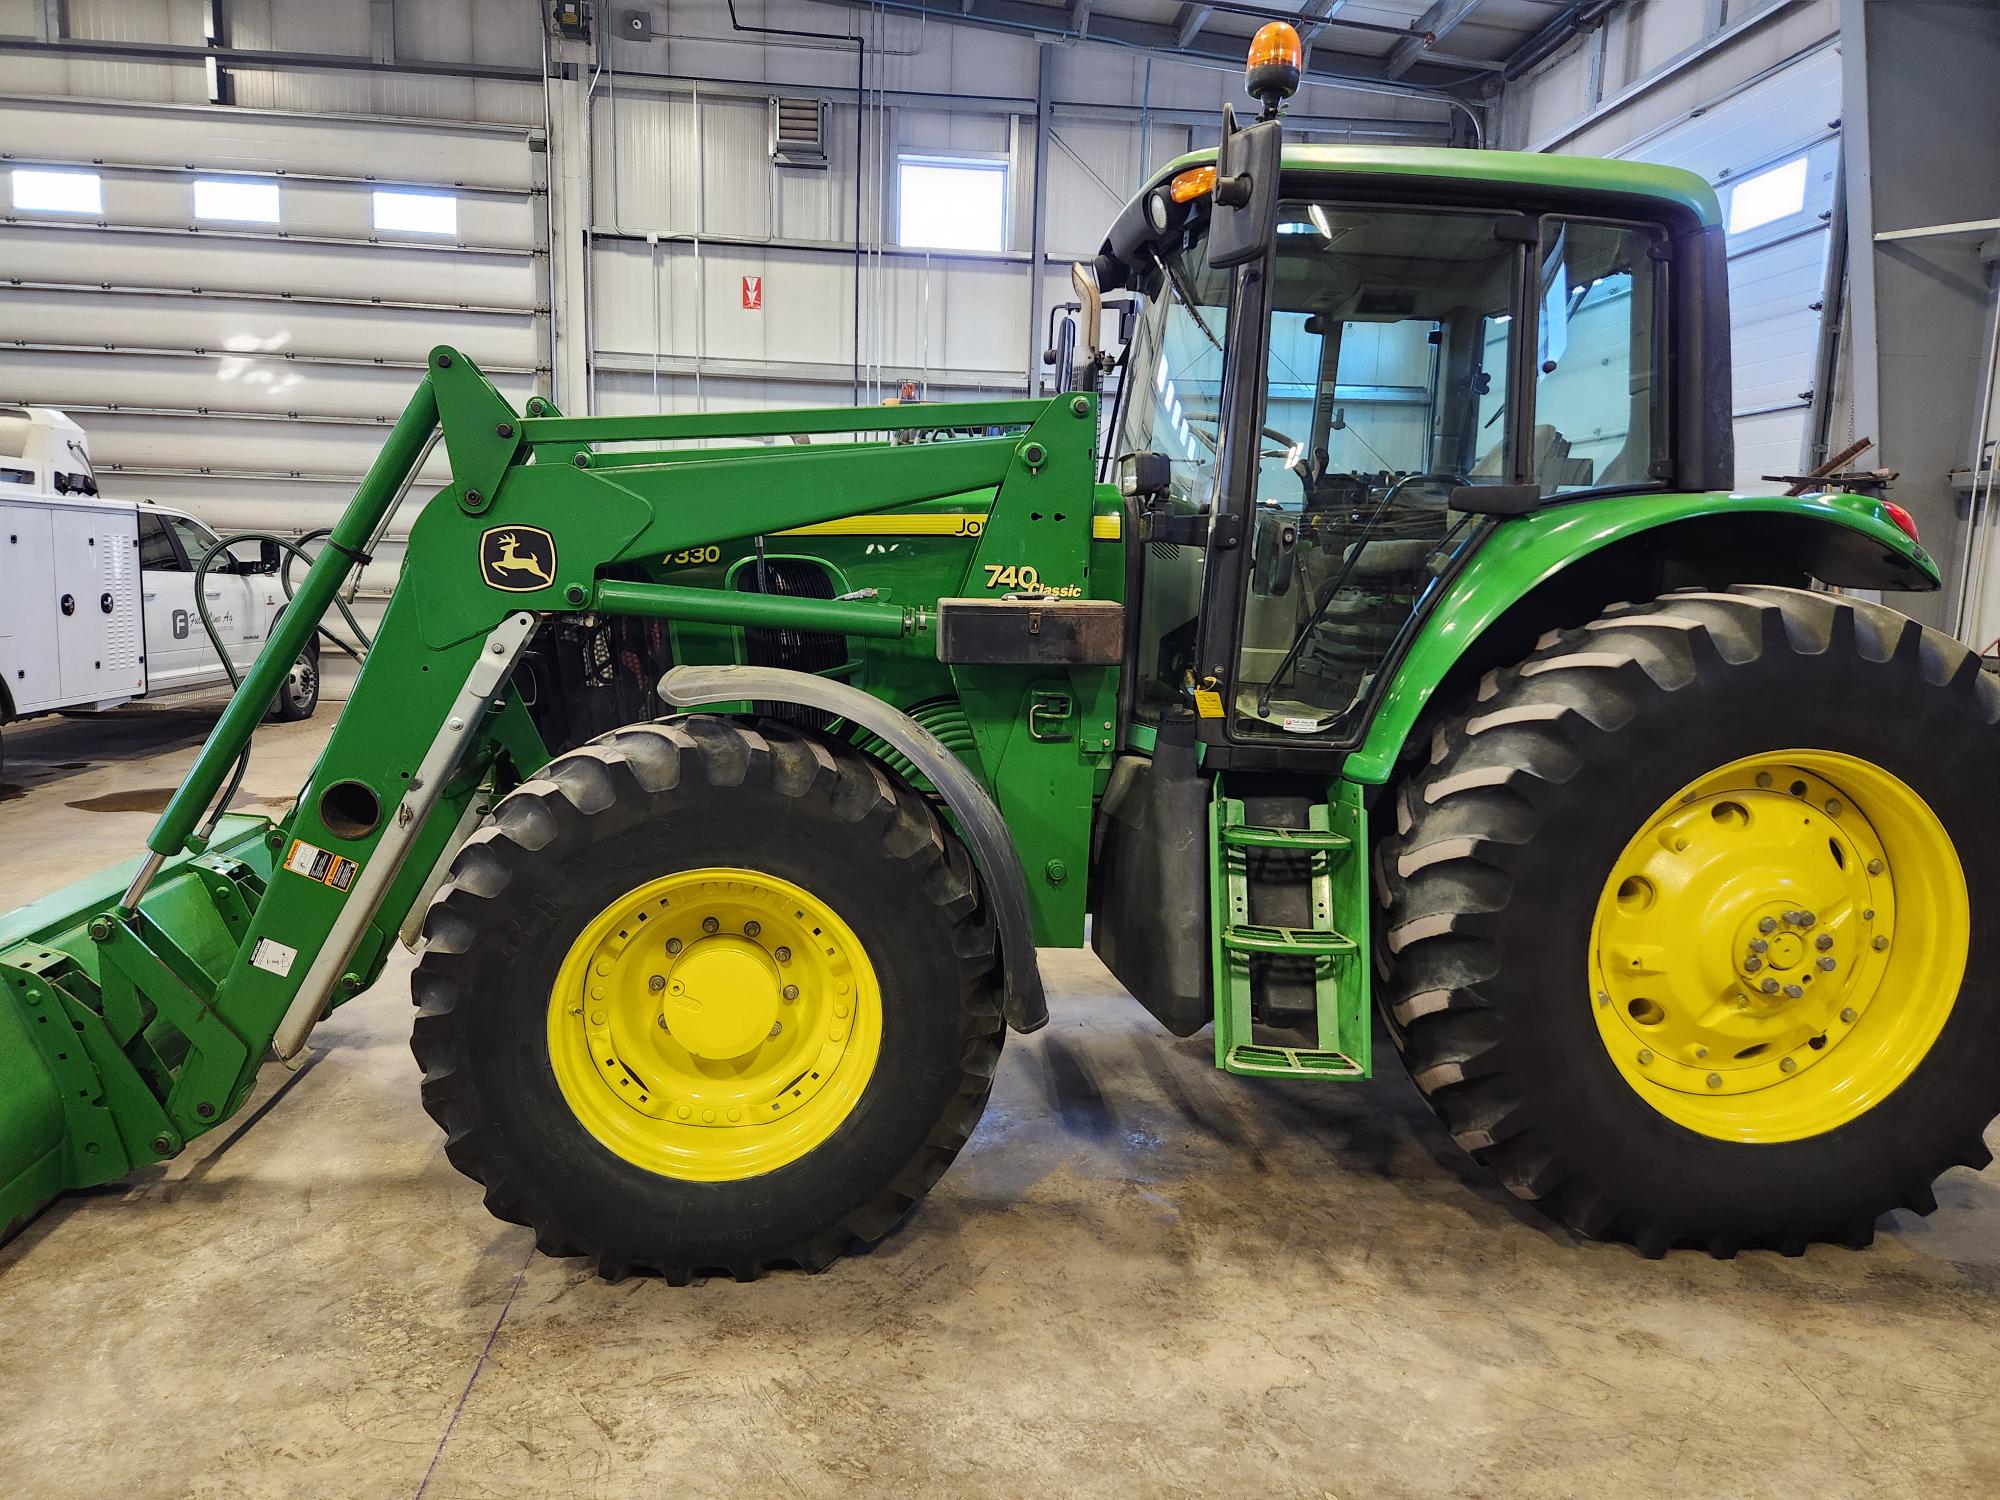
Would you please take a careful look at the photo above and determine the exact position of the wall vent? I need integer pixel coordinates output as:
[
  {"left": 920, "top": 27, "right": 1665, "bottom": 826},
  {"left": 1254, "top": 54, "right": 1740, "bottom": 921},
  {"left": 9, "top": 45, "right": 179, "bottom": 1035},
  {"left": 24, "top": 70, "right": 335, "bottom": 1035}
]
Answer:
[{"left": 770, "top": 97, "right": 829, "bottom": 169}]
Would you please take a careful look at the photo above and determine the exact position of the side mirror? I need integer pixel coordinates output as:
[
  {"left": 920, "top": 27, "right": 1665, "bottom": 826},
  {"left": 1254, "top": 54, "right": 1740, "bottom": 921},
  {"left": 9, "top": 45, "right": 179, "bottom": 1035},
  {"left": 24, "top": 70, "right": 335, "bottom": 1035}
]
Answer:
[
  {"left": 258, "top": 539, "right": 284, "bottom": 574},
  {"left": 1208, "top": 105, "right": 1282, "bottom": 269},
  {"left": 1118, "top": 450, "right": 1172, "bottom": 502}
]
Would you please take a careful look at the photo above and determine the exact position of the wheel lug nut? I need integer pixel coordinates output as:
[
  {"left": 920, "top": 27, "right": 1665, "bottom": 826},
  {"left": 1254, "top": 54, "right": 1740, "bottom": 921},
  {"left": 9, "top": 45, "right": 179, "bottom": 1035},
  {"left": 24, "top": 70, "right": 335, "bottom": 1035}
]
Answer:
[
  {"left": 1780, "top": 1057, "right": 1798, "bottom": 1074},
  {"left": 701, "top": 916, "right": 719, "bottom": 934},
  {"left": 1759, "top": 917, "right": 1778, "bottom": 934},
  {"left": 1817, "top": 957, "right": 1836, "bottom": 972},
  {"left": 656, "top": 1014, "right": 669, "bottom": 1029},
  {"left": 1840, "top": 1007, "right": 1858, "bottom": 1023},
  {"left": 1750, "top": 937, "right": 1769, "bottom": 953},
  {"left": 1815, "top": 933, "right": 1833, "bottom": 951},
  {"left": 1826, "top": 798, "right": 1843, "bottom": 816},
  {"left": 1867, "top": 859, "right": 1884, "bottom": 876},
  {"left": 1706, "top": 1073, "right": 1723, "bottom": 1088},
  {"left": 1638, "top": 1049, "right": 1654, "bottom": 1065},
  {"left": 1873, "top": 934, "right": 1889, "bottom": 951},
  {"left": 745, "top": 920, "right": 761, "bottom": 937},
  {"left": 666, "top": 937, "right": 683, "bottom": 954},
  {"left": 1761, "top": 979, "right": 1780, "bottom": 994},
  {"left": 769, "top": 1022, "right": 782, "bottom": 1038},
  {"left": 775, "top": 946, "right": 791, "bottom": 963},
  {"left": 1695, "top": 1046, "right": 1709, "bottom": 1059},
  {"left": 648, "top": 974, "right": 665, "bottom": 993},
  {"left": 782, "top": 984, "right": 799, "bottom": 1002},
  {"left": 1862, "top": 908, "right": 1875, "bottom": 922},
  {"left": 1784, "top": 984, "right": 1804, "bottom": 999},
  {"left": 1744, "top": 956, "right": 1763, "bottom": 972},
  {"left": 1596, "top": 991, "right": 1610, "bottom": 1008},
  {"left": 1756, "top": 772, "right": 1773, "bottom": 788}
]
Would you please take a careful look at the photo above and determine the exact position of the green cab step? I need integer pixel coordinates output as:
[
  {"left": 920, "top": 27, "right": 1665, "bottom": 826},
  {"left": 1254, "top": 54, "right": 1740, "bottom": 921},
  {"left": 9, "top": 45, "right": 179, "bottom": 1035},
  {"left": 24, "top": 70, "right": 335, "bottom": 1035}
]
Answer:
[
  {"left": 1220, "top": 922, "right": 1358, "bottom": 958},
  {"left": 1222, "top": 1043, "right": 1366, "bottom": 1080},
  {"left": 1217, "top": 823, "right": 1352, "bottom": 852}
]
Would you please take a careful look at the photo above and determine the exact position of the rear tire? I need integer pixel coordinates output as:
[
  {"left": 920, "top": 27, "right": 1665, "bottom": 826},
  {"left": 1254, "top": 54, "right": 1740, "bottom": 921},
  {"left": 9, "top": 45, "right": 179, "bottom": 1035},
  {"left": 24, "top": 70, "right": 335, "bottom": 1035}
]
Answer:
[
  {"left": 1381, "top": 586, "right": 2000, "bottom": 1256},
  {"left": 410, "top": 716, "right": 1004, "bottom": 1281}
]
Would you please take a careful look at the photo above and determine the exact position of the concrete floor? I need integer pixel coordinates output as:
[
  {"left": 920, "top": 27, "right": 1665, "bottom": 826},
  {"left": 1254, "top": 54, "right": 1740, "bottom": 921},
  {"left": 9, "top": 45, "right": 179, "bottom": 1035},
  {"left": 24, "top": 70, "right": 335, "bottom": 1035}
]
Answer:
[{"left": 3, "top": 707, "right": 1999, "bottom": 1500}]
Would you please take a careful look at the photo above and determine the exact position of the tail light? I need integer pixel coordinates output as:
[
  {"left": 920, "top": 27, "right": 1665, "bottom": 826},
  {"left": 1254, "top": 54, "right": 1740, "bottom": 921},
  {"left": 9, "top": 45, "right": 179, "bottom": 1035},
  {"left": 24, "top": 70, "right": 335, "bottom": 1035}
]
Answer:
[{"left": 1882, "top": 501, "right": 1920, "bottom": 543}]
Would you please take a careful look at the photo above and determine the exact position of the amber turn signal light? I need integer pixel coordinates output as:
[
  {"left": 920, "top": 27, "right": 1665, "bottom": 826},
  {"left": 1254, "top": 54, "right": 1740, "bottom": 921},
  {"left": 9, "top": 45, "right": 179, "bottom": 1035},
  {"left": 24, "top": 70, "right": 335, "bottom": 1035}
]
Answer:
[{"left": 1169, "top": 166, "right": 1218, "bottom": 203}]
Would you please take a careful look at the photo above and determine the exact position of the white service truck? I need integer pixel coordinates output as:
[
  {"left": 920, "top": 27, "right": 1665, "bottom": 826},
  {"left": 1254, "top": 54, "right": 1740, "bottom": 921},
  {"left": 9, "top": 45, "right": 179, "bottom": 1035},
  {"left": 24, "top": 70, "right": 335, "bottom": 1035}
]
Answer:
[{"left": 0, "top": 407, "right": 319, "bottom": 769}]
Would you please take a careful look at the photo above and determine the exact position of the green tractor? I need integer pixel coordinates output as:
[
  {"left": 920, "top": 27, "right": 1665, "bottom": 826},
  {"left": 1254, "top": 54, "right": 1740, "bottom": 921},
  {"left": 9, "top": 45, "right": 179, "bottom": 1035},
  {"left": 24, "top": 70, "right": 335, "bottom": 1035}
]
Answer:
[{"left": 4, "top": 23, "right": 1995, "bottom": 1278}]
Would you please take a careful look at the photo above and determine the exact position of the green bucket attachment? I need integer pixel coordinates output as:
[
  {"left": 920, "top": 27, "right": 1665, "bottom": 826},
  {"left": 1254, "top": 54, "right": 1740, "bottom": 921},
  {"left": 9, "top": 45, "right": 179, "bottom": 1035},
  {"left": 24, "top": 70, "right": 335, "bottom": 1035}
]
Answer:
[{"left": 0, "top": 815, "right": 276, "bottom": 1244}]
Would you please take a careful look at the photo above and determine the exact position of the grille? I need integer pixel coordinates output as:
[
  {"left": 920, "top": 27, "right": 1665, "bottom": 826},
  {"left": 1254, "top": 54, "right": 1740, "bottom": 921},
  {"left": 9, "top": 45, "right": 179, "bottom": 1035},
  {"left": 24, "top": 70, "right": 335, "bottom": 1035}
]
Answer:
[
  {"left": 735, "top": 558, "right": 848, "bottom": 731},
  {"left": 771, "top": 97, "right": 828, "bottom": 168}
]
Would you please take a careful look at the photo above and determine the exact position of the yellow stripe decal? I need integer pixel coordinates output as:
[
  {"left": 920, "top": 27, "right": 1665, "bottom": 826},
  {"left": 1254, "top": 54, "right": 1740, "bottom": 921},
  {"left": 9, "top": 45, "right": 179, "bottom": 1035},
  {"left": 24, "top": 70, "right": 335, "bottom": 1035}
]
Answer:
[
  {"left": 770, "top": 511, "right": 1124, "bottom": 540},
  {"left": 774, "top": 514, "right": 983, "bottom": 537}
]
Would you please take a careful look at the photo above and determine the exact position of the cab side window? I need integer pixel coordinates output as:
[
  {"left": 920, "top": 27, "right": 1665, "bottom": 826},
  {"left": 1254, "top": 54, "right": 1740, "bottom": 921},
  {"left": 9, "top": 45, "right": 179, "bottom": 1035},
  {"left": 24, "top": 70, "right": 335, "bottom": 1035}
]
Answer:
[
  {"left": 169, "top": 517, "right": 222, "bottom": 571},
  {"left": 138, "top": 514, "right": 183, "bottom": 571}
]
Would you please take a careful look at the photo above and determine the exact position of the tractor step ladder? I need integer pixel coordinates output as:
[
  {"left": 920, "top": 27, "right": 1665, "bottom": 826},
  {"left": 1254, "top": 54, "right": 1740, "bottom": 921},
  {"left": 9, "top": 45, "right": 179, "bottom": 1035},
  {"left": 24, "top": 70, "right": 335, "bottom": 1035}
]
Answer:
[{"left": 1210, "top": 788, "right": 1371, "bottom": 1081}]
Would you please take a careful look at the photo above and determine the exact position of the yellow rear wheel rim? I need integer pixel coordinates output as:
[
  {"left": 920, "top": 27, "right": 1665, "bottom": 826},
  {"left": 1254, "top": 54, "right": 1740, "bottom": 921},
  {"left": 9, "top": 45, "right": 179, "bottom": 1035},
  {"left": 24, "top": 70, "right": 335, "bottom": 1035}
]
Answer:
[
  {"left": 547, "top": 867, "right": 883, "bottom": 1181},
  {"left": 1589, "top": 750, "right": 1968, "bottom": 1143}
]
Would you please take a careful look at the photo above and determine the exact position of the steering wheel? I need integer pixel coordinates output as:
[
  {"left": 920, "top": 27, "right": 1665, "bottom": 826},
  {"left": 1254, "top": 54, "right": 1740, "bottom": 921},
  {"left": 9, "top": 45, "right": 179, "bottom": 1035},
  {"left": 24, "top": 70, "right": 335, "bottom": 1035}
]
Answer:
[{"left": 1181, "top": 415, "right": 1304, "bottom": 462}]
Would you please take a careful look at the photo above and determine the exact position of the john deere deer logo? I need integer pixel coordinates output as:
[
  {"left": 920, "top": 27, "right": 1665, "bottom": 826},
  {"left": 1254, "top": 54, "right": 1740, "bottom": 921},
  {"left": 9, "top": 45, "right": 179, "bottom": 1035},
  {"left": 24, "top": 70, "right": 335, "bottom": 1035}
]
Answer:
[{"left": 479, "top": 526, "right": 557, "bottom": 592}]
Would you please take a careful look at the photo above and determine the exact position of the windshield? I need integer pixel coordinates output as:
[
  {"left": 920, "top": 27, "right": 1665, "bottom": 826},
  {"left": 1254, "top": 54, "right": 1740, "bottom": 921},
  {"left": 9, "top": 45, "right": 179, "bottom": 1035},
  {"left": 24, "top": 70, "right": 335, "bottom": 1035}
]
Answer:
[{"left": 1115, "top": 198, "right": 1668, "bottom": 737}]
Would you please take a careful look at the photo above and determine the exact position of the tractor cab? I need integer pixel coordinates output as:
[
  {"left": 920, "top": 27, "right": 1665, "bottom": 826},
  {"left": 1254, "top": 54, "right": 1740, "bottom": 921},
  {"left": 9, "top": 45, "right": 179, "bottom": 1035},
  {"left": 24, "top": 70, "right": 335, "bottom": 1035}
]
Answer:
[{"left": 1094, "top": 137, "right": 1729, "bottom": 755}]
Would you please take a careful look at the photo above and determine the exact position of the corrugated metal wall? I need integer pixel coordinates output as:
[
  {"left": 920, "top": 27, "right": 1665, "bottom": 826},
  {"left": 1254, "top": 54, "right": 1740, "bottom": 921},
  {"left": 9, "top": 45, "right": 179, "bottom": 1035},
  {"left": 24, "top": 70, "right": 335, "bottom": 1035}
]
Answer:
[
  {"left": 0, "top": 0, "right": 1457, "bottom": 696},
  {"left": 1498, "top": 0, "right": 1843, "bottom": 491}
]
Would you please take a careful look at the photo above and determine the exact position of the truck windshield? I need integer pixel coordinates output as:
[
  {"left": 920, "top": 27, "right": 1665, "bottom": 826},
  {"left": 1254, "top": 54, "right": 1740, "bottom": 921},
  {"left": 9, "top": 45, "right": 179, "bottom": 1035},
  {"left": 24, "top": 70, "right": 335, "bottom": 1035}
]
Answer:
[{"left": 1116, "top": 199, "right": 1668, "bottom": 736}]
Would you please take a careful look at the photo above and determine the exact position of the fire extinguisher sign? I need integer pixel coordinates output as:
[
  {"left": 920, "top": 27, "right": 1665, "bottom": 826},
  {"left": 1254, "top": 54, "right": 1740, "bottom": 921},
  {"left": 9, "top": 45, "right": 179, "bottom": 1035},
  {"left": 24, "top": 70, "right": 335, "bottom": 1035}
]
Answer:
[{"left": 741, "top": 275, "right": 762, "bottom": 310}]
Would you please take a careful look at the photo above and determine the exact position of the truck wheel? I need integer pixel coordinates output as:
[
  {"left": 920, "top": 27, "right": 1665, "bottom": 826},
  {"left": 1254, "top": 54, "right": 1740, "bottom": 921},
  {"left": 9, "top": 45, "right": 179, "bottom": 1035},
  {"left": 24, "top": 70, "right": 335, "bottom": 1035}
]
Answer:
[
  {"left": 1381, "top": 585, "right": 2000, "bottom": 1256},
  {"left": 271, "top": 641, "right": 320, "bottom": 722},
  {"left": 410, "top": 716, "right": 1004, "bottom": 1281}
]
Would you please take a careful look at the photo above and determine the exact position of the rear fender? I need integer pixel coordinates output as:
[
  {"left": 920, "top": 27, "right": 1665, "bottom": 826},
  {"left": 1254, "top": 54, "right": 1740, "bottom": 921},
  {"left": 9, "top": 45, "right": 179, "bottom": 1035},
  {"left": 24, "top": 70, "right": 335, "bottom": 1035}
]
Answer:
[{"left": 1345, "top": 491, "right": 1937, "bottom": 784}]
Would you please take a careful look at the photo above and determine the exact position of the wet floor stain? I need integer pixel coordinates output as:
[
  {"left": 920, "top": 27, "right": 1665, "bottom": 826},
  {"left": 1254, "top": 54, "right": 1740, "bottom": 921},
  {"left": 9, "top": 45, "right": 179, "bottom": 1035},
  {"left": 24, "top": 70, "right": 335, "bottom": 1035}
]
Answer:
[{"left": 0, "top": 785, "right": 22, "bottom": 803}]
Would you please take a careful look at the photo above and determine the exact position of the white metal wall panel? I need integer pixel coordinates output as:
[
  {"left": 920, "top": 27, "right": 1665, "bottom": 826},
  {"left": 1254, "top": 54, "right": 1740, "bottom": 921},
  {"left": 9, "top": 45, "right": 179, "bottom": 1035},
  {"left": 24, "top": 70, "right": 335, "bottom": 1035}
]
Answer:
[{"left": 0, "top": 94, "right": 544, "bottom": 699}]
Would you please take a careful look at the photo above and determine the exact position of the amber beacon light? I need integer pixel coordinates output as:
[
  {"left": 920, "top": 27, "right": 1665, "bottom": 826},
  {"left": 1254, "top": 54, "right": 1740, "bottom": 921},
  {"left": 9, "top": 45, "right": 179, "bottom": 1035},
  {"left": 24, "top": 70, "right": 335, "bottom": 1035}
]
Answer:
[{"left": 1246, "top": 21, "right": 1302, "bottom": 109}]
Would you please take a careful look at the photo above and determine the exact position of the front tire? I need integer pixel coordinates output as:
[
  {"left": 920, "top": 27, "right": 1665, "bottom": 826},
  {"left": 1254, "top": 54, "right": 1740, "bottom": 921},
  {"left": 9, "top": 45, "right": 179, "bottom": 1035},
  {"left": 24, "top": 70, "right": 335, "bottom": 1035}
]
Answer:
[
  {"left": 411, "top": 716, "right": 1003, "bottom": 1281},
  {"left": 1381, "top": 586, "right": 2000, "bottom": 1255}
]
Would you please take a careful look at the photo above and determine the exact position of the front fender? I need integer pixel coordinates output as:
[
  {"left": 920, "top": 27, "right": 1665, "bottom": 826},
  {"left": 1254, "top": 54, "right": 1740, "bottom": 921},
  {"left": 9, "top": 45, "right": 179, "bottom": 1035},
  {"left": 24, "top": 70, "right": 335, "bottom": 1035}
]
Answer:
[
  {"left": 658, "top": 663, "right": 1049, "bottom": 1034},
  {"left": 1344, "top": 490, "right": 1937, "bottom": 784}
]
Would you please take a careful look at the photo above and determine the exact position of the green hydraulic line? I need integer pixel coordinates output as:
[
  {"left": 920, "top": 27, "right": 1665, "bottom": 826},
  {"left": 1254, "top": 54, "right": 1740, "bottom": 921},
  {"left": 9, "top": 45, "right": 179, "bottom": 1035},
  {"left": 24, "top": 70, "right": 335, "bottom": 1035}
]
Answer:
[
  {"left": 591, "top": 578, "right": 930, "bottom": 640},
  {"left": 131, "top": 377, "right": 441, "bottom": 897}
]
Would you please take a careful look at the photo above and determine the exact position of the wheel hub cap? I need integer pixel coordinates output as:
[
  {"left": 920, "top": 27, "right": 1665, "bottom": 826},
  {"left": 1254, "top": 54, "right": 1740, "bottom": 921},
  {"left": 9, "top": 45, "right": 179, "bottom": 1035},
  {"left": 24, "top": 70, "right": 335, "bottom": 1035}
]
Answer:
[
  {"left": 1589, "top": 751, "right": 1968, "bottom": 1142},
  {"left": 546, "top": 868, "right": 882, "bottom": 1180}
]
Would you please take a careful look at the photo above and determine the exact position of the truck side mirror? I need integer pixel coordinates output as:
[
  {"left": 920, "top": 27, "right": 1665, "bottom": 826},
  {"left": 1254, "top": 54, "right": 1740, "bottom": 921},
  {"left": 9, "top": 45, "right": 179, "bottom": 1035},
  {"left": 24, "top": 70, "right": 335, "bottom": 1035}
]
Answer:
[
  {"left": 257, "top": 540, "right": 283, "bottom": 574},
  {"left": 1208, "top": 106, "right": 1283, "bottom": 270}
]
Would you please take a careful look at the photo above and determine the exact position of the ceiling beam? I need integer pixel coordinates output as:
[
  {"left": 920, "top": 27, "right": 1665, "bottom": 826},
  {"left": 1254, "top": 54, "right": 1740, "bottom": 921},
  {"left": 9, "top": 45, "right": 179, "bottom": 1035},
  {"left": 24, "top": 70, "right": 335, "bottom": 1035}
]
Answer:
[
  {"left": 1297, "top": 0, "right": 1349, "bottom": 46},
  {"left": 1174, "top": 3, "right": 1213, "bottom": 49},
  {"left": 1070, "top": 0, "right": 1092, "bottom": 36},
  {"left": 1383, "top": 0, "right": 1485, "bottom": 80}
]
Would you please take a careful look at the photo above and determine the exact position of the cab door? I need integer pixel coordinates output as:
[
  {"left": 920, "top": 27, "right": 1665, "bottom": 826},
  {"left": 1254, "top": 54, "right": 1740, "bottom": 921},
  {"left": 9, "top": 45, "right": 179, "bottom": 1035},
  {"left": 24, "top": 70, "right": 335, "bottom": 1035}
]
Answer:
[
  {"left": 138, "top": 511, "right": 203, "bottom": 690},
  {"left": 165, "top": 514, "right": 258, "bottom": 677}
]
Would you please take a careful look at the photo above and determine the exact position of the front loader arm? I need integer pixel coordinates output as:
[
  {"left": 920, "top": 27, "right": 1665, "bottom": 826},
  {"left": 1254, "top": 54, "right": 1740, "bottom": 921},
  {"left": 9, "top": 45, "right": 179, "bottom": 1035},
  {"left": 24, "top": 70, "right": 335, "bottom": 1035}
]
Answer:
[{"left": 0, "top": 348, "right": 1098, "bottom": 1237}]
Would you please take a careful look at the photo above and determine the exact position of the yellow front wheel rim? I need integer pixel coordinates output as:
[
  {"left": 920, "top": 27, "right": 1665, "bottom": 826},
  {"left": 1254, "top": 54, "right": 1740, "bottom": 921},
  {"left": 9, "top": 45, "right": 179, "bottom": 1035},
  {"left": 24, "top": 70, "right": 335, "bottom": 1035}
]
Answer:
[
  {"left": 547, "top": 867, "right": 883, "bottom": 1181},
  {"left": 1589, "top": 750, "right": 1968, "bottom": 1143}
]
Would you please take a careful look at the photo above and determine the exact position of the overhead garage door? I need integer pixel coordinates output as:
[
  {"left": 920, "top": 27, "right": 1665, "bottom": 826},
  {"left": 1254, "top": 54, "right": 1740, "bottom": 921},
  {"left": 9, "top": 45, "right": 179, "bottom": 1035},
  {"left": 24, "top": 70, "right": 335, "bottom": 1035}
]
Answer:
[
  {"left": 0, "top": 96, "right": 547, "bottom": 696},
  {"left": 1616, "top": 45, "right": 1841, "bottom": 492}
]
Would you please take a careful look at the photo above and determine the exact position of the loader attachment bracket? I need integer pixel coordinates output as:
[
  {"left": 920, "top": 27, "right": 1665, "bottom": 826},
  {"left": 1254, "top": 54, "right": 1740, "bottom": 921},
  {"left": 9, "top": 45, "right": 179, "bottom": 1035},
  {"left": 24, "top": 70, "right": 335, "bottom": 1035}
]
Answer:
[{"left": 659, "top": 664, "right": 1049, "bottom": 1034}]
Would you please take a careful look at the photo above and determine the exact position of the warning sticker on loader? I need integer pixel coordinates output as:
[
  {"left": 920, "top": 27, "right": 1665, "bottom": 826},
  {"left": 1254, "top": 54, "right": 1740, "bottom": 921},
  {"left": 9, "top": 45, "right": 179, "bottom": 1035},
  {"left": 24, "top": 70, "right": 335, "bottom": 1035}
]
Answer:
[
  {"left": 284, "top": 838, "right": 359, "bottom": 892},
  {"left": 250, "top": 937, "right": 299, "bottom": 977}
]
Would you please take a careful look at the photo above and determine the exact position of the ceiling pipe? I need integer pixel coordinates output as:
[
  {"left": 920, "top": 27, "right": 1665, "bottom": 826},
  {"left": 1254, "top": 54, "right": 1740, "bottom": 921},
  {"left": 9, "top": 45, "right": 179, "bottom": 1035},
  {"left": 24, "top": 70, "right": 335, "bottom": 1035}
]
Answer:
[{"left": 1501, "top": 0, "right": 1625, "bottom": 82}]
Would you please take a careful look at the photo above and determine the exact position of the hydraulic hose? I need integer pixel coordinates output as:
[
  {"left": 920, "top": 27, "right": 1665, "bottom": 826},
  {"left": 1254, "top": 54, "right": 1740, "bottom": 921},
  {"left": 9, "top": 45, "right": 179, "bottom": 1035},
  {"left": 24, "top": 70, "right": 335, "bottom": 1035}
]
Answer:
[{"left": 187, "top": 529, "right": 374, "bottom": 848}]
